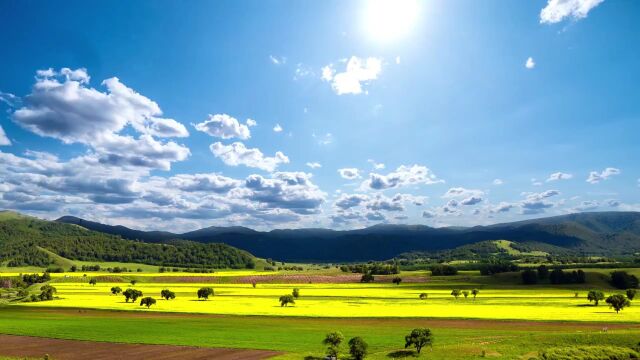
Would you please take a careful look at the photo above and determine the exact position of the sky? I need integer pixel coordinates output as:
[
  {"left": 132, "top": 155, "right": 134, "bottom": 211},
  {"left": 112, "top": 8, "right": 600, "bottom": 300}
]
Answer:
[{"left": 0, "top": 0, "right": 639, "bottom": 232}]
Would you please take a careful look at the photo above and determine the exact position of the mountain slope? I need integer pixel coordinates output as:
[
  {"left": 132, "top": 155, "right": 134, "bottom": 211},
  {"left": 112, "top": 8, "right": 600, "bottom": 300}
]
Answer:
[
  {"left": 55, "top": 211, "right": 640, "bottom": 262},
  {"left": 0, "top": 212, "right": 256, "bottom": 269}
]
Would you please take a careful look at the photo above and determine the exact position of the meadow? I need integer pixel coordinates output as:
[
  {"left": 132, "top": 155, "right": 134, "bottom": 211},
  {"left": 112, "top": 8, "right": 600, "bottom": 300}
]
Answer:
[{"left": 3, "top": 268, "right": 640, "bottom": 359}]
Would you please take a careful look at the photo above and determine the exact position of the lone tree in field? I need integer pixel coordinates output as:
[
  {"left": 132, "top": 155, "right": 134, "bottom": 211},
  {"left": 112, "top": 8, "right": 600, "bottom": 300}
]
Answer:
[
  {"left": 110, "top": 286, "right": 122, "bottom": 295},
  {"left": 392, "top": 277, "right": 402, "bottom": 285},
  {"left": 627, "top": 289, "right": 637, "bottom": 300},
  {"left": 587, "top": 290, "right": 605, "bottom": 306},
  {"left": 197, "top": 287, "right": 214, "bottom": 300},
  {"left": 89, "top": 278, "right": 97, "bottom": 286},
  {"left": 252, "top": 282, "right": 257, "bottom": 288},
  {"left": 39, "top": 285, "right": 57, "bottom": 301},
  {"left": 323, "top": 331, "right": 344, "bottom": 359},
  {"left": 123, "top": 289, "right": 143, "bottom": 303},
  {"left": 279, "top": 294, "right": 295, "bottom": 307},
  {"left": 471, "top": 289, "right": 479, "bottom": 300},
  {"left": 451, "top": 289, "right": 461, "bottom": 299},
  {"left": 292, "top": 288, "right": 300, "bottom": 298},
  {"left": 419, "top": 293, "right": 428, "bottom": 300},
  {"left": 462, "top": 290, "right": 469, "bottom": 299},
  {"left": 348, "top": 336, "right": 368, "bottom": 360},
  {"left": 161, "top": 289, "right": 176, "bottom": 300},
  {"left": 130, "top": 280, "right": 138, "bottom": 286},
  {"left": 404, "top": 328, "right": 433, "bottom": 354},
  {"left": 606, "top": 294, "right": 631, "bottom": 313},
  {"left": 360, "top": 273, "right": 374, "bottom": 283},
  {"left": 140, "top": 297, "right": 156, "bottom": 308}
]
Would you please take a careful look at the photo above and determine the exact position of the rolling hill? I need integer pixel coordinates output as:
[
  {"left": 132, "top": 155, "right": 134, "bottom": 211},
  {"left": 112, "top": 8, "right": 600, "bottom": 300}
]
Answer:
[
  {"left": 0, "top": 211, "right": 256, "bottom": 269},
  {"left": 57, "top": 212, "right": 640, "bottom": 262}
]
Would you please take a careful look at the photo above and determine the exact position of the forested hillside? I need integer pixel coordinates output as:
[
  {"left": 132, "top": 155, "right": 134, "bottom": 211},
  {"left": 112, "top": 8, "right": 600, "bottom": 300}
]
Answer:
[{"left": 0, "top": 212, "right": 255, "bottom": 269}]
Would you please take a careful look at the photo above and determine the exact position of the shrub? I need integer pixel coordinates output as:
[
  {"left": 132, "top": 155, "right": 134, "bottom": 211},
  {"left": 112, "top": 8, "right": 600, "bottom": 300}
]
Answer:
[
  {"left": 348, "top": 337, "right": 368, "bottom": 360},
  {"left": 404, "top": 328, "right": 433, "bottom": 354},
  {"left": 627, "top": 289, "right": 637, "bottom": 300},
  {"left": 419, "top": 293, "right": 428, "bottom": 300},
  {"left": 292, "top": 288, "right": 300, "bottom": 298},
  {"left": 279, "top": 294, "right": 295, "bottom": 307},
  {"left": 360, "top": 273, "right": 375, "bottom": 283},
  {"left": 538, "top": 345, "right": 639, "bottom": 360},
  {"left": 430, "top": 264, "right": 458, "bottom": 276},
  {"left": 323, "top": 331, "right": 344, "bottom": 358},
  {"left": 610, "top": 271, "right": 639, "bottom": 290}
]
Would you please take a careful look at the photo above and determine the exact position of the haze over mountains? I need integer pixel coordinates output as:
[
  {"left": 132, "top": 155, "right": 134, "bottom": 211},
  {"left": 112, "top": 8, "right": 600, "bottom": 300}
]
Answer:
[{"left": 57, "top": 212, "right": 640, "bottom": 262}]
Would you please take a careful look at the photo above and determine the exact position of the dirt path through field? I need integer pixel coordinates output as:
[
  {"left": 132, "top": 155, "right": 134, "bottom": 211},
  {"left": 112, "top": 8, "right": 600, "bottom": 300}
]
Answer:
[{"left": 0, "top": 334, "right": 282, "bottom": 360}]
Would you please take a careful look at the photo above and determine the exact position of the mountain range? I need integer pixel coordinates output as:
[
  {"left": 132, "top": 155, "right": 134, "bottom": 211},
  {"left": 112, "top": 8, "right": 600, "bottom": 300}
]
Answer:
[{"left": 57, "top": 212, "right": 640, "bottom": 262}]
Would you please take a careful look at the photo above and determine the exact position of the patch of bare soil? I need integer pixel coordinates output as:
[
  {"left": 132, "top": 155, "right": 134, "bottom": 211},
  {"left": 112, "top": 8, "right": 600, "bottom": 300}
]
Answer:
[{"left": 0, "top": 334, "right": 282, "bottom": 360}]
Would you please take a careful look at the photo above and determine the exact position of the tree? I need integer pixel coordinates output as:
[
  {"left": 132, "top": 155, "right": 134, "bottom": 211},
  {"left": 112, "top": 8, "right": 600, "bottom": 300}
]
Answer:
[
  {"left": 606, "top": 294, "right": 631, "bottom": 313},
  {"left": 70, "top": 265, "right": 77, "bottom": 272},
  {"left": 587, "top": 290, "right": 605, "bottom": 306},
  {"left": 348, "top": 337, "right": 368, "bottom": 360},
  {"left": 323, "top": 331, "right": 344, "bottom": 358},
  {"left": 627, "top": 289, "right": 637, "bottom": 300},
  {"left": 279, "top": 294, "right": 295, "bottom": 307},
  {"left": 430, "top": 264, "right": 458, "bottom": 276},
  {"left": 123, "top": 288, "right": 143, "bottom": 303},
  {"left": 419, "top": 293, "right": 428, "bottom": 300},
  {"left": 130, "top": 280, "right": 138, "bottom": 286},
  {"left": 404, "top": 328, "right": 433, "bottom": 354},
  {"left": 462, "top": 290, "right": 469, "bottom": 299},
  {"left": 451, "top": 289, "right": 461, "bottom": 299},
  {"left": 140, "top": 297, "right": 156, "bottom": 308},
  {"left": 360, "top": 273, "right": 374, "bottom": 283},
  {"left": 110, "top": 286, "right": 122, "bottom": 295},
  {"left": 89, "top": 278, "right": 97, "bottom": 286},
  {"left": 161, "top": 289, "right": 176, "bottom": 300},
  {"left": 292, "top": 288, "right": 300, "bottom": 298},
  {"left": 471, "top": 289, "right": 479, "bottom": 300},
  {"left": 252, "top": 282, "right": 257, "bottom": 288},
  {"left": 610, "top": 271, "right": 639, "bottom": 289},
  {"left": 197, "top": 287, "right": 214, "bottom": 300},
  {"left": 521, "top": 269, "right": 538, "bottom": 285},
  {"left": 392, "top": 277, "right": 402, "bottom": 285},
  {"left": 537, "top": 265, "right": 549, "bottom": 279},
  {"left": 39, "top": 285, "right": 57, "bottom": 301}
]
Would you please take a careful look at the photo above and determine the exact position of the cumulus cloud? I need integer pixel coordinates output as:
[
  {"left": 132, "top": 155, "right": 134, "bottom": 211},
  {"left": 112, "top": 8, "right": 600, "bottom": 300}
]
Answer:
[
  {"left": 364, "top": 165, "right": 442, "bottom": 190},
  {"left": 540, "top": 0, "right": 604, "bottom": 24},
  {"left": 442, "top": 187, "right": 484, "bottom": 199},
  {"left": 0, "top": 126, "right": 10, "bottom": 146},
  {"left": 525, "top": 57, "right": 536, "bottom": 69},
  {"left": 322, "top": 56, "right": 382, "bottom": 95},
  {"left": 246, "top": 119, "right": 257, "bottom": 127},
  {"left": 572, "top": 200, "right": 599, "bottom": 212},
  {"left": 493, "top": 179, "right": 503, "bottom": 186},
  {"left": 422, "top": 210, "right": 435, "bottom": 218},
  {"left": 269, "top": 55, "right": 286, "bottom": 65},
  {"left": 586, "top": 167, "right": 620, "bottom": 184},
  {"left": 367, "top": 159, "right": 385, "bottom": 170},
  {"left": 210, "top": 142, "right": 289, "bottom": 172},
  {"left": 520, "top": 190, "right": 560, "bottom": 214},
  {"left": 273, "top": 124, "right": 283, "bottom": 133},
  {"left": 306, "top": 162, "right": 322, "bottom": 169},
  {"left": 491, "top": 202, "right": 514, "bottom": 213},
  {"left": 335, "top": 194, "right": 369, "bottom": 210},
  {"left": 338, "top": 168, "right": 360, "bottom": 180},
  {"left": 11, "top": 67, "right": 190, "bottom": 171},
  {"left": 193, "top": 114, "right": 251, "bottom": 140},
  {"left": 244, "top": 172, "right": 326, "bottom": 215},
  {"left": 546, "top": 172, "right": 573, "bottom": 182},
  {"left": 313, "top": 132, "right": 333, "bottom": 145}
]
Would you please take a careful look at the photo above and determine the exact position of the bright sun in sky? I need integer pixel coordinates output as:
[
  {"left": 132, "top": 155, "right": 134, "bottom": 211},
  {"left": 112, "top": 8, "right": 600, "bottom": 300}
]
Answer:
[{"left": 362, "top": 0, "right": 420, "bottom": 42}]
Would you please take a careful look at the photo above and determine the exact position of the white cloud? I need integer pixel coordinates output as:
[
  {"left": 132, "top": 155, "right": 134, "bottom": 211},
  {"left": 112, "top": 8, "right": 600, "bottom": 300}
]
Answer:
[
  {"left": 209, "top": 142, "right": 289, "bottom": 172},
  {"left": 546, "top": 172, "right": 573, "bottom": 182},
  {"left": 313, "top": 132, "right": 333, "bottom": 145},
  {"left": 491, "top": 202, "right": 514, "bottom": 213},
  {"left": 306, "top": 162, "right": 322, "bottom": 169},
  {"left": 322, "top": 56, "right": 382, "bottom": 95},
  {"left": 11, "top": 68, "right": 190, "bottom": 171},
  {"left": 525, "top": 57, "right": 536, "bottom": 69},
  {"left": 586, "top": 167, "right": 620, "bottom": 184},
  {"left": 364, "top": 165, "right": 442, "bottom": 190},
  {"left": 572, "top": 200, "right": 599, "bottom": 212},
  {"left": 395, "top": 56, "right": 401, "bottom": 64},
  {"left": 246, "top": 119, "right": 257, "bottom": 127},
  {"left": 422, "top": 210, "right": 435, "bottom": 218},
  {"left": 493, "top": 179, "right": 503, "bottom": 186},
  {"left": 269, "top": 55, "right": 286, "bottom": 65},
  {"left": 540, "top": 0, "right": 604, "bottom": 24},
  {"left": 335, "top": 194, "right": 369, "bottom": 210},
  {"left": 367, "top": 159, "right": 385, "bottom": 170},
  {"left": 531, "top": 178, "right": 543, "bottom": 186},
  {"left": 338, "top": 168, "right": 361, "bottom": 180},
  {"left": 520, "top": 190, "right": 560, "bottom": 214},
  {"left": 193, "top": 114, "right": 251, "bottom": 140},
  {"left": 442, "top": 187, "right": 484, "bottom": 199},
  {"left": 273, "top": 124, "right": 283, "bottom": 133},
  {"left": 294, "top": 63, "right": 314, "bottom": 80},
  {"left": 0, "top": 126, "right": 10, "bottom": 146}
]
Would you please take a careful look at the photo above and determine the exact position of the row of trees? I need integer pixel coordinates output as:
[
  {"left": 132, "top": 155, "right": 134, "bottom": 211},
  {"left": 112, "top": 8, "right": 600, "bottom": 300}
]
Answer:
[
  {"left": 450, "top": 289, "right": 479, "bottom": 300},
  {"left": 521, "top": 266, "right": 586, "bottom": 285},
  {"left": 320, "top": 328, "right": 433, "bottom": 359},
  {"left": 588, "top": 289, "right": 635, "bottom": 313}
]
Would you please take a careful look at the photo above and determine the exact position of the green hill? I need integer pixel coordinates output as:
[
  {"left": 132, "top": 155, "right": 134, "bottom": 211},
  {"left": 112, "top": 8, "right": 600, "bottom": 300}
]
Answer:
[{"left": 0, "top": 212, "right": 256, "bottom": 269}]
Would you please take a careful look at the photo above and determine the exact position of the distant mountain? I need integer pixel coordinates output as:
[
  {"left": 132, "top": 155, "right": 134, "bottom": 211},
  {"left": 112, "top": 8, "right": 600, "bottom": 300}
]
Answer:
[
  {"left": 56, "top": 212, "right": 640, "bottom": 262},
  {"left": 1, "top": 212, "right": 256, "bottom": 269}
]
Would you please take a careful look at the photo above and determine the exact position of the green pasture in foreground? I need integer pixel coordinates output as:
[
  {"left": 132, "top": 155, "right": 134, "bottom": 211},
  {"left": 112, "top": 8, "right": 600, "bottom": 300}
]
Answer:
[{"left": 1, "top": 307, "right": 639, "bottom": 360}]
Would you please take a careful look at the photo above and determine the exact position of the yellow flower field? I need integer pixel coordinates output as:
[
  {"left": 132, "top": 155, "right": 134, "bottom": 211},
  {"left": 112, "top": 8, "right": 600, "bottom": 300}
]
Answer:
[{"left": 17, "top": 280, "right": 640, "bottom": 323}]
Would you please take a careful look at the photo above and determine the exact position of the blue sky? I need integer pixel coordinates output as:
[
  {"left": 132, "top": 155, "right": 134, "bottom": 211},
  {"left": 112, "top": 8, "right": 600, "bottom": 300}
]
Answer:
[{"left": 0, "top": 0, "right": 638, "bottom": 231}]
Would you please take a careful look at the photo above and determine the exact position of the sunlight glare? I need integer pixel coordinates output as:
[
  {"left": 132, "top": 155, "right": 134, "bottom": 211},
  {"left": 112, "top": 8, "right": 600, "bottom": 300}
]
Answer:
[{"left": 362, "top": 0, "right": 420, "bottom": 43}]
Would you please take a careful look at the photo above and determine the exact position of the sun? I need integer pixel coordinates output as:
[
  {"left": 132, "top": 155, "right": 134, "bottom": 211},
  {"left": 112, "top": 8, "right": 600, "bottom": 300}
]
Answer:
[{"left": 362, "top": 0, "right": 420, "bottom": 43}]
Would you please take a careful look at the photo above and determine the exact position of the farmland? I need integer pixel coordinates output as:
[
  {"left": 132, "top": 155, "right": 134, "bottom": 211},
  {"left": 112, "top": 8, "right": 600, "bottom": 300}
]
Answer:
[{"left": 3, "top": 267, "right": 640, "bottom": 359}]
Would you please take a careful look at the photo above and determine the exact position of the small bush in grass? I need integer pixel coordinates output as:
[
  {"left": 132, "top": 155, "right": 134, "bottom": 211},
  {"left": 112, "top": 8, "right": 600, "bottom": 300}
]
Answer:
[{"left": 538, "top": 345, "right": 639, "bottom": 360}]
